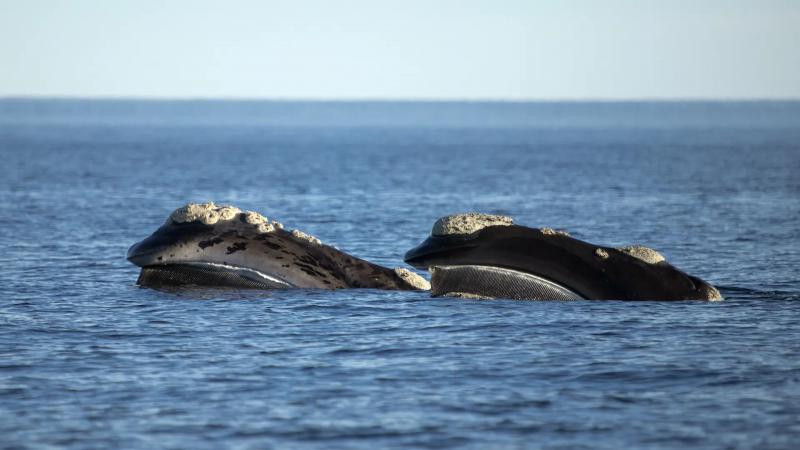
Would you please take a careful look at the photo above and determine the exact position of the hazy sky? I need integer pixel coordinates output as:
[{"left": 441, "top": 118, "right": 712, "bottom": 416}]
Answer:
[{"left": 1, "top": 0, "right": 798, "bottom": 99}]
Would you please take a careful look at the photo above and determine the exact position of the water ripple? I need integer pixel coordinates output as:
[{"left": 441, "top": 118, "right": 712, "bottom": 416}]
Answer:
[{"left": 2, "top": 103, "right": 800, "bottom": 449}]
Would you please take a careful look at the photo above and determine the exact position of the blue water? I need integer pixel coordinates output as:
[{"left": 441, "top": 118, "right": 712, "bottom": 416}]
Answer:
[{"left": 1, "top": 100, "right": 799, "bottom": 449}]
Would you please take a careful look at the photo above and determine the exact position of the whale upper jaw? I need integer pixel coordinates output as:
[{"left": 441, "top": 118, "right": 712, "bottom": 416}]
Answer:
[
  {"left": 404, "top": 232, "right": 478, "bottom": 271},
  {"left": 126, "top": 242, "right": 159, "bottom": 267},
  {"left": 127, "top": 219, "right": 214, "bottom": 267}
]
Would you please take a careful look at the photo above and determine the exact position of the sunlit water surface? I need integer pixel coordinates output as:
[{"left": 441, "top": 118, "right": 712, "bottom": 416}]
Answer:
[{"left": 1, "top": 100, "right": 799, "bottom": 449}]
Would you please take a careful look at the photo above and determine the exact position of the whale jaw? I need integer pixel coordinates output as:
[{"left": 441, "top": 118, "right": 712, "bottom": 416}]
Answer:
[
  {"left": 136, "top": 262, "right": 295, "bottom": 290},
  {"left": 430, "top": 265, "right": 585, "bottom": 300}
]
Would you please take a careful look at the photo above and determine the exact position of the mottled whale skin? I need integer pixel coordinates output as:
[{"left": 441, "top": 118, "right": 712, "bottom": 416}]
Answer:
[
  {"left": 127, "top": 203, "right": 429, "bottom": 291},
  {"left": 404, "top": 213, "right": 722, "bottom": 301}
]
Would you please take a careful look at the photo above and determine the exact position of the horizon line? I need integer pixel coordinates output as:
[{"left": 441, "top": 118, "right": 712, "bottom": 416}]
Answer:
[{"left": 2, "top": 95, "right": 800, "bottom": 103}]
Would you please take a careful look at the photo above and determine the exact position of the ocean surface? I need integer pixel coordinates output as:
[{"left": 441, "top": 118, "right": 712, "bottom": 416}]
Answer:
[{"left": 1, "top": 99, "right": 799, "bottom": 449}]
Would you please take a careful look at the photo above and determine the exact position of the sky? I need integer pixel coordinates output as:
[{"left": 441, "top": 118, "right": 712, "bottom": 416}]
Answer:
[{"left": 1, "top": 0, "right": 798, "bottom": 100}]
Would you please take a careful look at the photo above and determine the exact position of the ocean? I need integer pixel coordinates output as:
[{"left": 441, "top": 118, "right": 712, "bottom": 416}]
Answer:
[{"left": 1, "top": 99, "right": 799, "bottom": 449}]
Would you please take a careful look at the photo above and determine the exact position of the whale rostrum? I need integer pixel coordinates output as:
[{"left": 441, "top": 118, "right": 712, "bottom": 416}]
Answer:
[
  {"left": 404, "top": 213, "right": 723, "bottom": 301},
  {"left": 127, "top": 203, "right": 430, "bottom": 291}
]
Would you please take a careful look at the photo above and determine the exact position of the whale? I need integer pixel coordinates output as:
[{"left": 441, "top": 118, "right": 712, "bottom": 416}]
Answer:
[
  {"left": 127, "top": 203, "right": 430, "bottom": 291},
  {"left": 404, "top": 213, "right": 722, "bottom": 301}
]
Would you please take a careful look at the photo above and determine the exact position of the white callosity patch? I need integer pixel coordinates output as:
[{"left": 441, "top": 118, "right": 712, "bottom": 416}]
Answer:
[
  {"left": 256, "top": 223, "right": 274, "bottom": 233},
  {"left": 168, "top": 203, "right": 288, "bottom": 236},
  {"left": 291, "top": 229, "right": 322, "bottom": 245},
  {"left": 439, "top": 292, "right": 494, "bottom": 300},
  {"left": 217, "top": 205, "right": 240, "bottom": 221},
  {"left": 243, "top": 210, "right": 275, "bottom": 233},
  {"left": 702, "top": 285, "right": 724, "bottom": 301},
  {"left": 618, "top": 245, "right": 666, "bottom": 264},
  {"left": 431, "top": 213, "right": 513, "bottom": 236},
  {"left": 595, "top": 248, "right": 609, "bottom": 259},
  {"left": 169, "top": 202, "right": 239, "bottom": 225},
  {"left": 540, "top": 227, "right": 571, "bottom": 237},
  {"left": 243, "top": 210, "right": 267, "bottom": 225},
  {"left": 393, "top": 268, "right": 431, "bottom": 290},
  {"left": 168, "top": 202, "right": 326, "bottom": 245}
]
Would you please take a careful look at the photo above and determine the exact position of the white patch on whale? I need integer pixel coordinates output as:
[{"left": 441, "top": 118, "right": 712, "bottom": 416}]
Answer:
[
  {"left": 170, "top": 202, "right": 233, "bottom": 225},
  {"left": 617, "top": 245, "right": 666, "bottom": 264},
  {"left": 432, "top": 213, "right": 513, "bottom": 236},
  {"left": 393, "top": 268, "right": 431, "bottom": 290},
  {"left": 167, "top": 203, "right": 294, "bottom": 238},
  {"left": 540, "top": 227, "right": 571, "bottom": 237},
  {"left": 291, "top": 229, "right": 322, "bottom": 245}
]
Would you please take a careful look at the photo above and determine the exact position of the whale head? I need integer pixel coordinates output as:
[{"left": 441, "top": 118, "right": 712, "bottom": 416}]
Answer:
[
  {"left": 404, "top": 213, "right": 722, "bottom": 301},
  {"left": 127, "top": 203, "right": 303, "bottom": 288},
  {"left": 128, "top": 203, "right": 429, "bottom": 291}
]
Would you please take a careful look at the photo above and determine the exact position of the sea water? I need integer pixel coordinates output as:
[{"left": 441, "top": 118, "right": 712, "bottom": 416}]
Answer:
[{"left": 1, "top": 100, "right": 799, "bottom": 449}]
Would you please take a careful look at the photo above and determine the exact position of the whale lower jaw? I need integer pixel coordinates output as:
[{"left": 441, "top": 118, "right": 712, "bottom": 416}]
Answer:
[
  {"left": 430, "top": 265, "right": 585, "bottom": 301},
  {"left": 136, "top": 262, "right": 296, "bottom": 290}
]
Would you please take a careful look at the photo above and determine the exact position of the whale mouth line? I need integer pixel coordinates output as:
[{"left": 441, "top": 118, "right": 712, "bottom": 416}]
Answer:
[
  {"left": 430, "top": 264, "right": 586, "bottom": 300},
  {"left": 136, "top": 261, "right": 296, "bottom": 290}
]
